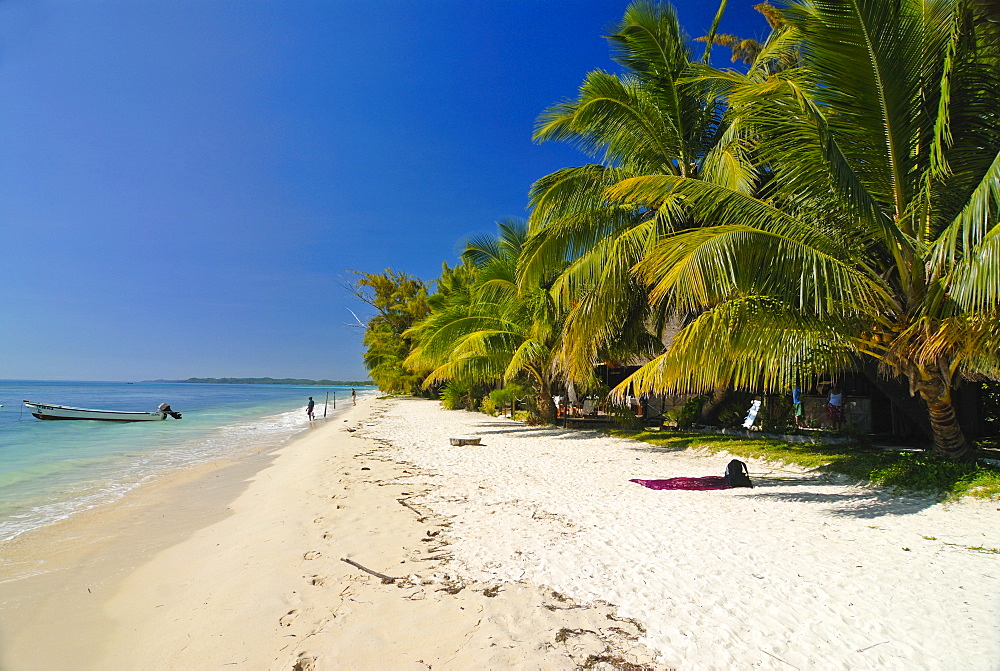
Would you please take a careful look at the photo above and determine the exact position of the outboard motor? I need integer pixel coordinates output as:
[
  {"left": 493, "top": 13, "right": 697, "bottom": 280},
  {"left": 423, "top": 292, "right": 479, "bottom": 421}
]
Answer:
[{"left": 158, "top": 403, "right": 182, "bottom": 420}]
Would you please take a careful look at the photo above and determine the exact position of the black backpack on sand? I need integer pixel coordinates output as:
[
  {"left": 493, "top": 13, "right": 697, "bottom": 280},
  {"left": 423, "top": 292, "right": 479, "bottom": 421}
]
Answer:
[{"left": 724, "top": 459, "right": 753, "bottom": 488}]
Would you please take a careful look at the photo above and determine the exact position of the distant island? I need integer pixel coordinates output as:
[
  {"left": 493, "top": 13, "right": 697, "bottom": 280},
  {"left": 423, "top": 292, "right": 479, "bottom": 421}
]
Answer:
[{"left": 160, "top": 377, "right": 374, "bottom": 386}]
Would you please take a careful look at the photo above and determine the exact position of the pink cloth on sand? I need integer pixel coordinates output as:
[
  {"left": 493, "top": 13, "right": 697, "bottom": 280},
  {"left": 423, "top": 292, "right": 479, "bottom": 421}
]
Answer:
[{"left": 630, "top": 476, "right": 732, "bottom": 491}]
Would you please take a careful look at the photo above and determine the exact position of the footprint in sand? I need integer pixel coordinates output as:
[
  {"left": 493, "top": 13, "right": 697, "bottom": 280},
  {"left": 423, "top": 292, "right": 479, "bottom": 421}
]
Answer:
[
  {"left": 312, "top": 517, "right": 324, "bottom": 524},
  {"left": 322, "top": 532, "right": 334, "bottom": 540},
  {"left": 279, "top": 610, "right": 298, "bottom": 627},
  {"left": 292, "top": 654, "right": 317, "bottom": 671},
  {"left": 308, "top": 575, "right": 328, "bottom": 586},
  {"left": 303, "top": 550, "right": 322, "bottom": 560}
]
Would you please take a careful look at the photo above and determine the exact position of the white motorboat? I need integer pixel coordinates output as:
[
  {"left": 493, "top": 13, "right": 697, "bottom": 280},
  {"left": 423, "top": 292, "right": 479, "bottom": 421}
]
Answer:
[{"left": 23, "top": 401, "right": 182, "bottom": 422}]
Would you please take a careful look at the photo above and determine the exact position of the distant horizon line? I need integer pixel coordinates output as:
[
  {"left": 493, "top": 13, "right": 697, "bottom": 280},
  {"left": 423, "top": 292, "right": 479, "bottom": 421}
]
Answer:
[
  {"left": 153, "top": 377, "right": 375, "bottom": 386},
  {"left": 2, "top": 377, "right": 376, "bottom": 386}
]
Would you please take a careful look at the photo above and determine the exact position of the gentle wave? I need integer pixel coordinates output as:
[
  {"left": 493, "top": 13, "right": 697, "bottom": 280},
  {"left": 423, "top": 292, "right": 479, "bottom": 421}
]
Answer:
[
  {"left": 0, "top": 407, "right": 312, "bottom": 540},
  {"left": 0, "top": 382, "right": 374, "bottom": 541}
]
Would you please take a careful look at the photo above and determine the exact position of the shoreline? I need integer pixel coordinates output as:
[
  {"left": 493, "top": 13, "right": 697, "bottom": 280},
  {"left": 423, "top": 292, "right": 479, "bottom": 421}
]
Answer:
[
  {"left": 1, "top": 395, "right": 996, "bottom": 669},
  {"left": 0, "top": 396, "right": 656, "bottom": 670},
  {"left": 0, "top": 405, "right": 352, "bottom": 668},
  {"left": 0, "top": 385, "right": 366, "bottom": 544}
]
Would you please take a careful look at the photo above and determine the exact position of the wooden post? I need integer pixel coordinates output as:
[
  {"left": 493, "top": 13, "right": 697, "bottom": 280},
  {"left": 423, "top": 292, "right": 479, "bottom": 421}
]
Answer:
[
  {"left": 324, "top": 392, "right": 329, "bottom": 417},
  {"left": 333, "top": 392, "right": 336, "bottom": 409}
]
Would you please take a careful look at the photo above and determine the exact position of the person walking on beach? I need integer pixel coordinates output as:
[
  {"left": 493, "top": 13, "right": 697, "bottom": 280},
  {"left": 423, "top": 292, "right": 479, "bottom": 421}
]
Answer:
[
  {"left": 307, "top": 396, "right": 315, "bottom": 421},
  {"left": 351, "top": 388, "right": 356, "bottom": 406}
]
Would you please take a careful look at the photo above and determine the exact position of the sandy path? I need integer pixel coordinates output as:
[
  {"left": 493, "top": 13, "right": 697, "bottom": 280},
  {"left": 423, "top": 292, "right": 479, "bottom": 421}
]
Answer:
[{"left": 367, "top": 398, "right": 1000, "bottom": 670}]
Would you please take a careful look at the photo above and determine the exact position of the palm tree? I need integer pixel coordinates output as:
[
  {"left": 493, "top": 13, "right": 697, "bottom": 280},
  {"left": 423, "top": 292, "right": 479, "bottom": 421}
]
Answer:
[
  {"left": 522, "top": 1, "right": 736, "bottom": 382},
  {"left": 605, "top": 0, "right": 1000, "bottom": 460},
  {"left": 525, "top": 1, "right": 798, "bottom": 420},
  {"left": 406, "top": 219, "right": 566, "bottom": 422}
]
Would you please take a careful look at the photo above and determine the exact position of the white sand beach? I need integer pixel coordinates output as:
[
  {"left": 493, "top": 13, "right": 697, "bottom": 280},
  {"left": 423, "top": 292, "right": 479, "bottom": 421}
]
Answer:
[
  {"left": 1, "top": 395, "right": 997, "bottom": 670},
  {"left": 368, "top": 399, "right": 1000, "bottom": 669}
]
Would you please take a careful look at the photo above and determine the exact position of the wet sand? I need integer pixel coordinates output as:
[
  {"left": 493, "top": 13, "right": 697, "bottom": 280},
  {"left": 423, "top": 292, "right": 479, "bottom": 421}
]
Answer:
[
  {"left": 0, "top": 398, "right": 655, "bottom": 670},
  {"left": 2, "top": 395, "right": 997, "bottom": 669}
]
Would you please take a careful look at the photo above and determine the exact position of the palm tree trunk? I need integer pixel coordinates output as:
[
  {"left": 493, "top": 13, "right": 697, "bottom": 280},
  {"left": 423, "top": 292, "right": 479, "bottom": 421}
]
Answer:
[
  {"left": 699, "top": 383, "right": 728, "bottom": 423},
  {"left": 537, "top": 377, "right": 557, "bottom": 424},
  {"left": 914, "top": 369, "right": 976, "bottom": 462}
]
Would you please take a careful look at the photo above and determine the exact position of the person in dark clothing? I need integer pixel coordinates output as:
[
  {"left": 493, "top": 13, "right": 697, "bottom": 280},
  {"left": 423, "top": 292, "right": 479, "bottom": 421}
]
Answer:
[{"left": 307, "top": 397, "right": 316, "bottom": 421}]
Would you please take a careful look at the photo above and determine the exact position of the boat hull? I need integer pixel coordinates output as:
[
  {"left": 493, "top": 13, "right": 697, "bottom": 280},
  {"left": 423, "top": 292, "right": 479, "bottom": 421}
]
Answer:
[{"left": 23, "top": 401, "right": 169, "bottom": 422}]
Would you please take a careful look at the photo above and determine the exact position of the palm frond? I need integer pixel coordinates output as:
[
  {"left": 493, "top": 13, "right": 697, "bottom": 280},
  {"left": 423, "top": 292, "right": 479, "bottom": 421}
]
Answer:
[
  {"left": 930, "top": 149, "right": 1000, "bottom": 311},
  {"left": 534, "top": 71, "right": 686, "bottom": 170},
  {"left": 528, "top": 165, "right": 635, "bottom": 228},
  {"left": 612, "top": 296, "right": 859, "bottom": 396},
  {"left": 505, "top": 339, "right": 551, "bottom": 383},
  {"left": 782, "top": 0, "right": 928, "bottom": 220}
]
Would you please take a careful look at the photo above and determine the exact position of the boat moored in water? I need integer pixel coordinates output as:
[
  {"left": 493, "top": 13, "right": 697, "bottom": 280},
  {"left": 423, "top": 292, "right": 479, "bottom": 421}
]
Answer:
[{"left": 23, "top": 401, "right": 182, "bottom": 422}]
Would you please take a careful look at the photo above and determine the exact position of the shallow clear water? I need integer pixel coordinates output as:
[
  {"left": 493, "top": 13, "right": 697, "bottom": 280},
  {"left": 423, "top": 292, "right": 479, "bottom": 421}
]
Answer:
[{"left": 0, "top": 381, "right": 372, "bottom": 540}]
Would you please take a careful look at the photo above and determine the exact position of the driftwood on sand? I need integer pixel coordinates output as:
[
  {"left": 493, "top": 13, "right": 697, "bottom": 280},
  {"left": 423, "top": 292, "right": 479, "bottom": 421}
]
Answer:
[{"left": 340, "top": 557, "right": 402, "bottom": 583}]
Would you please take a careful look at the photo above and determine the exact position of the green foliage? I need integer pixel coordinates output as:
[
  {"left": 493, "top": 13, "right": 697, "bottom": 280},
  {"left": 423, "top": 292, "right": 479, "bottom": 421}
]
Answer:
[
  {"left": 439, "top": 382, "right": 469, "bottom": 410},
  {"left": 511, "top": 410, "right": 533, "bottom": 423},
  {"left": 479, "top": 396, "right": 498, "bottom": 416},
  {"left": 713, "top": 391, "right": 755, "bottom": 428},
  {"left": 488, "top": 382, "right": 528, "bottom": 415},
  {"left": 759, "top": 395, "right": 794, "bottom": 434},
  {"left": 489, "top": 387, "right": 513, "bottom": 408},
  {"left": 437, "top": 380, "right": 487, "bottom": 411},
  {"left": 600, "top": 0, "right": 1000, "bottom": 461},
  {"left": 981, "top": 382, "right": 1000, "bottom": 436},
  {"left": 854, "top": 453, "right": 1000, "bottom": 499},
  {"left": 609, "top": 429, "right": 1000, "bottom": 500},
  {"left": 351, "top": 269, "right": 431, "bottom": 395},
  {"left": 668, "top": 395, "right": 706, "bottom": 429},
  {"left": 525, "top": 1, "right": 719, "bottom": 383},
  {"left": 966, "top": 546, "right": 1000, "bottom": 554},
  {"left": 405, "top": 220, "right": 567, "bottom": 423},
  {"left": 609, "top": 403, "right": 644, "bottom": 430},
  {"left": 355, "top": 0, "right": 1000, "bottom": 468}
]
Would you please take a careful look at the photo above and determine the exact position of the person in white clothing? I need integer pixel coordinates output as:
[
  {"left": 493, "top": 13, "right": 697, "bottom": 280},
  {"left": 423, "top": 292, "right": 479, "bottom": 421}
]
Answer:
[{"left": 827, "top": 385, "right": 845, "bottom": 428}]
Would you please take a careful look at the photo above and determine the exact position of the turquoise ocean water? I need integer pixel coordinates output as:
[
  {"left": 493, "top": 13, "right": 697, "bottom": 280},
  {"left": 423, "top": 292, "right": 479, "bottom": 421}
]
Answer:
[{"left": 0, "top": 381, "right": 374, "bottom": 541}]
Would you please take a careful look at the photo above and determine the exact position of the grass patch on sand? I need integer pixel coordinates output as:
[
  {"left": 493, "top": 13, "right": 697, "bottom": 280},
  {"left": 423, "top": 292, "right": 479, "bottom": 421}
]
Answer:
[{"left": 608, "top": 430, "right": 1000, "bottom": 500}]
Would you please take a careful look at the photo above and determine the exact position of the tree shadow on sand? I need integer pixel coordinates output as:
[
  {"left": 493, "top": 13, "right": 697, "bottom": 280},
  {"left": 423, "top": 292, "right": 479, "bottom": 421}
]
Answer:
[
  {"left": 467, "top": 422, "right": 614, "bottom": 443},
  {"left": 622, "top": 440, "right": 725, "bottom": 455},
  {"left": 460, "top": 419, "right": 966, "bottom": 517},
  {"left": 747, "top": 484, "right": 939, "bottom": 518}
]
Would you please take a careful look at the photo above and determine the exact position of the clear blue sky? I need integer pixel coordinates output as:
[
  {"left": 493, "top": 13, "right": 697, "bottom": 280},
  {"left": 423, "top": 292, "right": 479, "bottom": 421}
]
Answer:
[{"left": 0, "top": 0, "right": 767, "bottom": 381}]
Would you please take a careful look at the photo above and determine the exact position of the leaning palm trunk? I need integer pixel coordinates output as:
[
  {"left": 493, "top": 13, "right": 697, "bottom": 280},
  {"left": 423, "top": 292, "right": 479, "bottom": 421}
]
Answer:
[
  {"left": 699, "top": 382, "right": 728, "bottom": 423},
  {"left": 912, "top": 368, "right": 975, "bottom": 462}
]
